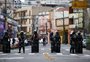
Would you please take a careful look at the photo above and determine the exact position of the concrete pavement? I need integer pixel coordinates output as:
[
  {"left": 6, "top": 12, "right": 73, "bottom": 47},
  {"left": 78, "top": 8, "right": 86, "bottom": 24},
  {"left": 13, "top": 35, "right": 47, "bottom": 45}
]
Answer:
[{"left": 0, "top": 44, "right": 90, "bottom": 62}]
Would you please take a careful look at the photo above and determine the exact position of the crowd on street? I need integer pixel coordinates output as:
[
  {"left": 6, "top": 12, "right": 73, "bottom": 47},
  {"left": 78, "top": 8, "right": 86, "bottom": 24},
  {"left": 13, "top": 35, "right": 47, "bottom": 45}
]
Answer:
[
  {"left": 70, "top": 31, "right": 83, "bottom": 54},
  {"left": 0, "top": 29, "right": 84, "bottom": 54}
]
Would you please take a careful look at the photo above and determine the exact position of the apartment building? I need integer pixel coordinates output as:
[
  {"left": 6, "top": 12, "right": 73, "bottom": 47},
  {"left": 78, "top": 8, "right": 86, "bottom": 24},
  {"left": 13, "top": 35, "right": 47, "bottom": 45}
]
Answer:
[
  {"left": 50, "top": 7, "right": 84, "bottom": 44},
  {"left": 13, "top": 6, "right": 52, "bottom": 35}
]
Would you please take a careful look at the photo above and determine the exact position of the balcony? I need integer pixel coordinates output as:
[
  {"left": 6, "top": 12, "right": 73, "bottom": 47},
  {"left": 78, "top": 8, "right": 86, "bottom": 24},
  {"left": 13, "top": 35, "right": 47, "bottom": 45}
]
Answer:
[{"left": 14, "top": 16, "right": 31, "bottom": 20}]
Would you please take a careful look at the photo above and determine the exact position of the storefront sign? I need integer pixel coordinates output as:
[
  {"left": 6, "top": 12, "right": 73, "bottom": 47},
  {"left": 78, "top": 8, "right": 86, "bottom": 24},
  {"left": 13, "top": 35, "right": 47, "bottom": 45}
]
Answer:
[{"left": 72, "top": 0, "right": 88, "bottom": 9}]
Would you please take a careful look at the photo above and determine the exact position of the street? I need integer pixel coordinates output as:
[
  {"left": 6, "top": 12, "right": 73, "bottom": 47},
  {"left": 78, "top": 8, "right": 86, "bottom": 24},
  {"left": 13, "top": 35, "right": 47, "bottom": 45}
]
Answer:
[{"left": 0, "top": 44, "right": 90, "bottom": 62}]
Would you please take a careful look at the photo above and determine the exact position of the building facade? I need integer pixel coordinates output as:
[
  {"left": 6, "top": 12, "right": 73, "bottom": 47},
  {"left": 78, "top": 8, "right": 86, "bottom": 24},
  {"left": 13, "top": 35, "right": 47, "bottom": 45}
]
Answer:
[
  {"left": 50, "top": 7, "right": 84, "bottom": 44},
  {"left": 13, "top": 6, "right": 52, "bottom": 35},
  {"left": 21, "top": 0, "right": 37, "bottom": 7},
  {"left": 37, "top": 0, "right": 71, "bottom": 6}
]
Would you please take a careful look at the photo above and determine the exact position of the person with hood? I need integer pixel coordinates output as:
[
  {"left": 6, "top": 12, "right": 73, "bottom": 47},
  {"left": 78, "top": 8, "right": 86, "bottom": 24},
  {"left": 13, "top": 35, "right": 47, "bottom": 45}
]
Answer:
[
  {"left": 31, "top": 31, "right": 39, "bottom": 53},
  {"left": 77, "top": 32, "right": 83, "bottom": 54},
  {"left": 50, "top": 32, "right": 55, "bottom": 53},
  {"left": 70, "top": 31, "right": 76, "bottom": 54},
  {"left": 2, "top": 32, "right": 10, "bottom": 53},
  {"left": 18, "top": 31, "right": 25, "bottom": 53},
  {"left": 54, "top": 31, "right": 61, "bottom": 53}
]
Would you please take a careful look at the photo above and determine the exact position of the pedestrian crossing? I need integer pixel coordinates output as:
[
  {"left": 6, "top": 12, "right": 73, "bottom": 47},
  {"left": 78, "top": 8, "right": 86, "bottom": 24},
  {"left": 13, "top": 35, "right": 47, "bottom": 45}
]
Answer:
[
  {"left": 0, "top": 57, "right": 24, "bottom": 60},
  {"left": 0, "top": 52, "right": 90, "bottom": 57},
  {"left": 0, "top": 46, "right": 90, "bottom": 61},
  {"left": 0, "top": 52, "right": 90, "bottom": 60}
]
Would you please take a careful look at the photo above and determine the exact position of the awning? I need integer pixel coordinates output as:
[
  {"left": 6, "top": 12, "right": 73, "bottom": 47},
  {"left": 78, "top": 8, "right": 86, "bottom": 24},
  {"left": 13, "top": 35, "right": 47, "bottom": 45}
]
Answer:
[
  {"left": 1, "top": 13, "right": 19, "bottom": 26},
  {"left": 7, "top": 18, "right": 18, "bottom": 26}
]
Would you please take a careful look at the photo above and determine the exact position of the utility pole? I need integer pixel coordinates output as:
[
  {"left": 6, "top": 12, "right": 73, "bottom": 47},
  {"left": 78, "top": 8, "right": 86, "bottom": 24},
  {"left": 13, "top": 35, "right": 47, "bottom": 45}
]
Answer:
[
  {"left": 20, "top": 11, "right": 22, "bottom": 31},
  {"left": 4, "top": 0, "right": 7, "bottom": 30},
  {"left": 83, "top": 9, "right": 85, "bottom": 37},
  {"left": 62, "top": 11, "right": 66, "bottom": 44}
]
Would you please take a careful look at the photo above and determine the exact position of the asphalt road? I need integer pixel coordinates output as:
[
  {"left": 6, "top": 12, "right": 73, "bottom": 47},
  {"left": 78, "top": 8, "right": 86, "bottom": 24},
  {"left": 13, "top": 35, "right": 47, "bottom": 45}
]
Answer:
[{"left": 0, "top": 44, "right": 90, "bottom": 62}]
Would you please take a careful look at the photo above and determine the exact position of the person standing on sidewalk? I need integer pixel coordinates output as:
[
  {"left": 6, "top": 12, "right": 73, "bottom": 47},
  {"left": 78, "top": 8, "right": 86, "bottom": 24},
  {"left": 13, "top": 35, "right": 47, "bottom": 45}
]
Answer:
[
  {"left": 31, "top": 31, "right": 39, "bottom": 53},
  {"left": 54, "top": 31, "right": 61, "bottom": 53},
  {"left": 50, "top": 32, "right": 55, "bottom": 53},
  {"left": 77, "top": 32, "right": 83, "bottom": 54},
  {"left": 18, "top": 31, "right": 25, "bottom": 53},
  {"left": 2, "top": 32, "right": 10, "bottom": 53},
  {"left": 70, "top": 31, "right": 76, "bottom": 54}
]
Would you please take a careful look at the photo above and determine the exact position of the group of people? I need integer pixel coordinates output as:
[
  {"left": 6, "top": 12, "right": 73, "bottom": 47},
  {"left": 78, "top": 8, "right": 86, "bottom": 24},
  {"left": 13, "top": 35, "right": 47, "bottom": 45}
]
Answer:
[
  {"left": 70, "top": 31, "right": 83, "bottom": 54},
  {"left": 0, "top": 31, "right": 26, "bottom": 53},
  {"left": 50, "top": 31, "right": 61, "bottom": 53},
  {"left": 0, "top": 29, "right": 83, "bottom": 54}
]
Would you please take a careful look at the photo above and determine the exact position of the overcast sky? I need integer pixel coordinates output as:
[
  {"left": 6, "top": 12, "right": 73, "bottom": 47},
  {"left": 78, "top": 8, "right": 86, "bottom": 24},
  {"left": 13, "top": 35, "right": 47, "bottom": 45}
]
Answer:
[{"left": 20, "top": 0, "right": 25, "bottom": 2}]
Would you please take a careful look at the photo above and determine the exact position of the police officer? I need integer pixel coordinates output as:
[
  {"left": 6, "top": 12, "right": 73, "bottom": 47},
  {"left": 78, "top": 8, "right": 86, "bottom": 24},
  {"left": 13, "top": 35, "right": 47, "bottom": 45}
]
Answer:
[
  {"left": 18, "top": 31, "right": 25, "bottom": 53},
  {"left": 54, "top": 32, "right": 61, "bottom": 53},
  {"left": 31, "top": 31, "right": 39, "bottom": 53},
  {"left": 70, "top": 31, "right": 77, "bottom": 54},
  {"left": 77, "top": 32, "right": 83, "bottom": 54},
  {"left": 50, "top": 32, "right": 55, "bottom": 53},
  {"left": 2, "top": 32, "right": 10, "bottom": 53}
]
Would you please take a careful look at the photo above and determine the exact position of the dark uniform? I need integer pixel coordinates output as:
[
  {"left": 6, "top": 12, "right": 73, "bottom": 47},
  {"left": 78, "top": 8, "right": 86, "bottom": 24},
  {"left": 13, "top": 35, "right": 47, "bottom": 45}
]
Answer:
[
  {"left": 54, "top": 32, "right": 61, "bottom": 53},
  {"left": 31, "top": 31, "right": 39, "bottom": 53},
  {"left": 77, "top": 33, "right": 83, "bottom": 54},
  {"left": 50, "top": 32, "right": 55, "bottom": 53},
  {"left": 2, "top": 32, "right": 10, "bottom": 53},
  {"left": 70, "top": 32, "right": 76, "bottom": 54},
  {"left": 18, "top": 32, "right": 25, "bottom": 53}
]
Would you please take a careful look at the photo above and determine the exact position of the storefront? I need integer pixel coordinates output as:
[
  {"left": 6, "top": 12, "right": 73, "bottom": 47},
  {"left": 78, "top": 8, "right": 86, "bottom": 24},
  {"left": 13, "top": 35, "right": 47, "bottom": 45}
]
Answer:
[
  {"left": 0, "top": 15, "right": 5, "bottom": 39},
  {"left": 0, "top": 15, "right": 5, "bottom": 51},
  {"left": 7, "top": 19, "right": 18, "bottom": 38}
]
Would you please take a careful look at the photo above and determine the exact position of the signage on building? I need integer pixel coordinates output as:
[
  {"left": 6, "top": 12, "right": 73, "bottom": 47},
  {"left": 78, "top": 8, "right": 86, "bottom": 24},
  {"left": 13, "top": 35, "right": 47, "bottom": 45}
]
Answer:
[
  {"left": 38, "top": 16, "right": 48, "bottom": 34},
  {"left": 54, "top": 7, "right": 69, "bottom": 19},
  {"left": 0, "top": 15, "right": 4, "bottom": 32},
  {"left": 41, "top": 0, "right": 71, "bottom": 4},
  {"left": 72, "top": 0, "right": 88, "bottom": 9}
]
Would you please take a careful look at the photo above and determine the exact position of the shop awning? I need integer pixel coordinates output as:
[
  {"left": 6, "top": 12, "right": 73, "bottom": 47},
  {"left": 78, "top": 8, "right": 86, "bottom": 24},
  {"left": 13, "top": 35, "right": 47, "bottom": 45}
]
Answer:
[{"left": 1, "top": 13, "right": 18, "bottom": 26}]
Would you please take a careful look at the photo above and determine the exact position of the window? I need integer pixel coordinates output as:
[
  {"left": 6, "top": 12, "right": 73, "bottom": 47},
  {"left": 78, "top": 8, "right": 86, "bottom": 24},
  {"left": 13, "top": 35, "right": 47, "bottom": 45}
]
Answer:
[
  {"left": 21, "top": 11, "right": 26, "bottom": 17},
  {"left": 22, "top": 27, "right": 27, "bottom": 32},
  {"left": 29, "top": 11, "right": 31, "bottom": 16},
  {"left": 29, "top": 28, "right": 31, "bottom": 32},
  {"left": 19, "top": 13, "right": 21, "bottom": 17},
  {"left": 69, "top": 18, "right": 73, "bottom": 24},
  {"left": 28, "top": 2, "right": 31, "bottom": 5},
  {"left": 29, "top": 19, "right": 31, "bottom": 24},
  {"left": 55, "top": 19, "right": 63, "bottom": 27},
  {"left": 22, "top": 19, "right": 27, "bottom": 25}
]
